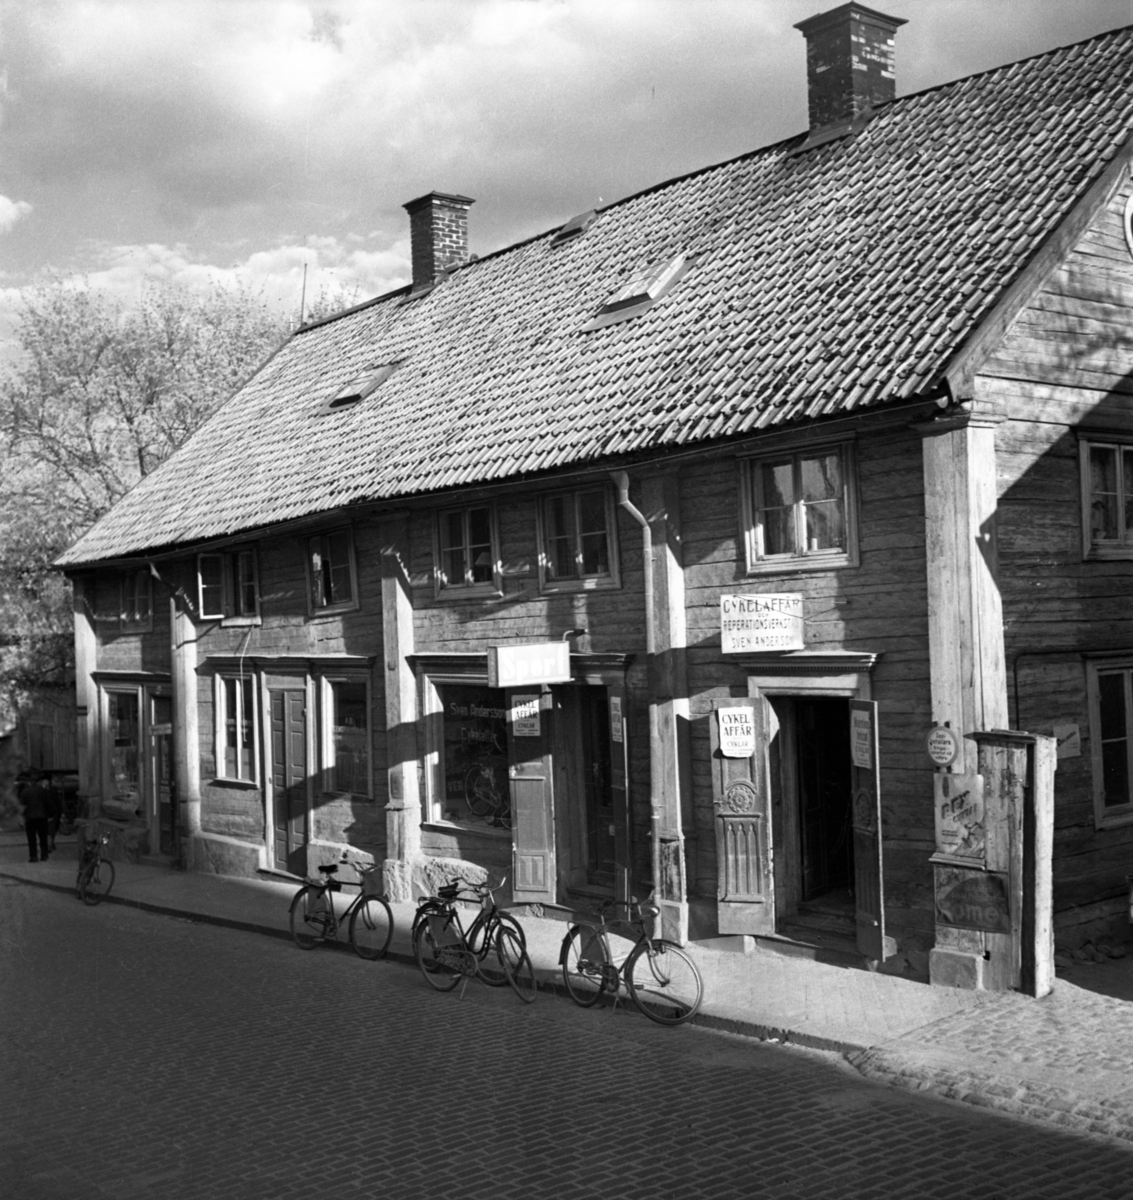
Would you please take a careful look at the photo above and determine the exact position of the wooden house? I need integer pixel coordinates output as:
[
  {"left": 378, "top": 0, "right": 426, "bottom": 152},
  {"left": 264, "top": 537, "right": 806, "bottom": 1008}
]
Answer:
[{"left": 57, "top": 5, "right": 1133, "bottom": 988}]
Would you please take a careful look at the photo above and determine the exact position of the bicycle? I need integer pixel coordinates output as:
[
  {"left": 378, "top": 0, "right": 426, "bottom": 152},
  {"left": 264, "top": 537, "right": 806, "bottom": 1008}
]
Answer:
[
  {"left": 289, "top": 855, "right": 394, "bottom": 960},
  {"left": 560, "top": 896, "right": 703, "bottom": 1026},
  {"left": 412, "top": 876, "right": 535, "bottom": 1003},
  {"left": 76, "top": 832, "right": 115, "bottom": 906}
]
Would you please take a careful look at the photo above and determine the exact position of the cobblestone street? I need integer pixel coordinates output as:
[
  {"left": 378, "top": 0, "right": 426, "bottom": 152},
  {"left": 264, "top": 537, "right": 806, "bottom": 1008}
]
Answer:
[{"left": 2, "top": 878, "right": 1132, "bottom": 1200}]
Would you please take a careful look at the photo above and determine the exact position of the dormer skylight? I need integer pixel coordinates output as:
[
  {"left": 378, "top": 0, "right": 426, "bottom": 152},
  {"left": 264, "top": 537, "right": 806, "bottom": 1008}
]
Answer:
[
  {"left": 320, "top": 362, "right": 399, "bottom": 414},
  {"left": 582, "top": 253, "right": 690, "bottom": 331},
  {"left": 552, "top": 209, "right": 597, "bottom": 245}
]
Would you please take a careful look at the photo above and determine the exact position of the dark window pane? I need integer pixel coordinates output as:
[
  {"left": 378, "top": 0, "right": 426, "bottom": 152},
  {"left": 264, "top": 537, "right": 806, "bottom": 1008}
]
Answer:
[
  {"left": 758, "top": 461, "right": 795, "bottom": 555},
  {"left": 437, "top": 683, "right": 509, "bottom": 826},
  {"left": 109, "top": 693, "right": 139, "bottom": 800},
  {"left": 332, "top": 681, "right": 368, "bottom": 794},
  {"left": 805, "top": 498, "right": 845, "bottom": 551},
  {"left": 578, "top": 492, "right": 609, "bottom": 575},
  {"left": 468, "top": 508, "right": 493, "bottom": 583},
  {"left": 1102, "top": 738, "right": 1130, "bottom": 808},
  {"left": 1099, "top": 672, "right": 1127, "bottom": 741},
  {"left": 1091, "top": 446, "right": 1119, "bottom": 541},
  {"left": 800, "top": 451, "right": 842, "bottom": 503},
  {"left": 235, "top": 552, "right": 256, "bottom": 615},
  {"left": 200, "top": 555, "right": 224, "bottom": 618},
  {"left": 545, "top": 496, "right": 576, "bottom": 578},
  {"left": 442, "top": 546, "right": 466, "bottom": 587},
  {"left": 325, "top": 532, "right": 353, "bottom": 604}
]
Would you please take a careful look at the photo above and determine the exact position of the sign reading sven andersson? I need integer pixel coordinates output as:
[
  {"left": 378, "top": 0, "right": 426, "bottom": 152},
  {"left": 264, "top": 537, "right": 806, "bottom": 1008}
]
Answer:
[{"left": 720, "top": 594, "right": 805, "bottom": 653}]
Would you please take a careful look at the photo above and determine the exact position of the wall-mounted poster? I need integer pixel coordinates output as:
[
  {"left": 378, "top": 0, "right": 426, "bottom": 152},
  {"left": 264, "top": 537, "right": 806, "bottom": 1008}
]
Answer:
[
  {"left": 933, "top": 772, "right": 985, "bottom": 861},
  {"left": 718, "top": 706, "right": 756, "bottom": 758}
]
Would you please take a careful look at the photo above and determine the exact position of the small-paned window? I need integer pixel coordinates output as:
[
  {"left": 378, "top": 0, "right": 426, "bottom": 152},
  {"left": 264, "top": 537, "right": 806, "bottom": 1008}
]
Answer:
[
  {"left": 427, "top": 681, "right": 510, "bottom": 829},
  {"left": 216, "top": 674, "right": 256, "bottom": 783},
  {"left": 324, "top": 678, "right": 370, "bottom": 797},
  {"left": 539, "top": 488, "right": 619, "bottom": 591},
  {"left": 744, "top": 444, "right": 858, "bottom": 572},
  {"left": 436, "top": 505, "right": 498, "bottom": 593},
  {"left": 120, "top": 569, "right": 153, "bottom": 632},
  {"left": 308, "top": 529, "right": 357, "bottom": 613},
  {"left": 1087, "top": 658, "right": 1133, "bottom": 828},
  {"left": 199, "top": 550, "right": 259, "bottom": 620},
  {"left": 1081, "top": 439, "right": 1133, "bottom": 559}
]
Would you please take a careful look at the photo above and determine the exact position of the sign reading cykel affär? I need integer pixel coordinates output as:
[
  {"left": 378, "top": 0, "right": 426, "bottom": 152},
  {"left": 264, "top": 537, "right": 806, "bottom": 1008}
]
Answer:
[{"left": 720, "top": 593, "right": 804, "bottom": 653}]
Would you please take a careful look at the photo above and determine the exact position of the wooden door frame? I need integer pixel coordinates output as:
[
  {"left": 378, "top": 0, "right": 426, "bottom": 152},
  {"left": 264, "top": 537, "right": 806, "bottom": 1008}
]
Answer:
[
  {"left": 745, "top": 653, "right": 876, "bottom": 932},
  {"left": 264, "top": 674, "right": 314, "bottom": 874}
]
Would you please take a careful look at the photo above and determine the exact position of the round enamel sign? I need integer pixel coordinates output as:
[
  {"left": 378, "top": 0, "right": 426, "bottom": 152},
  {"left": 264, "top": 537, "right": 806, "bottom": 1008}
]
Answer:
[{"left": 926, "top": 725, "right": 959, "bottom": 767}]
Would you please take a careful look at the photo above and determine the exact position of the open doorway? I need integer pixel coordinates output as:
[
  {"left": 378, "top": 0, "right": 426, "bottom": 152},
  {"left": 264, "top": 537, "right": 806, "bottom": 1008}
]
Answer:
[{"left": 770, "top": 695, "right": 855, "bottom": 943}]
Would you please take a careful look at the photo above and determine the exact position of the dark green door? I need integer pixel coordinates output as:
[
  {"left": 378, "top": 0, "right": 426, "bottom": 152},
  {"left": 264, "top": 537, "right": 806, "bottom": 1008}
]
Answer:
[{"left": 271, "top": 689, "right": 307, "bottom": 875}]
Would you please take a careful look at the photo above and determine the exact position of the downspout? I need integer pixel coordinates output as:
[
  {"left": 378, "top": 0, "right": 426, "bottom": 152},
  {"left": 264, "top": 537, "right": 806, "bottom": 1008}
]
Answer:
[{"left": 611, "top": 471, "right": 661, "bottom": 896}]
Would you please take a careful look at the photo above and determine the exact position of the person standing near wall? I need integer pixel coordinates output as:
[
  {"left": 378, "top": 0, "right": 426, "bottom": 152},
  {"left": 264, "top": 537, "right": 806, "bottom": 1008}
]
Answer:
[{"left": 18, "top": 769, "right": 53, "bottom": 863}]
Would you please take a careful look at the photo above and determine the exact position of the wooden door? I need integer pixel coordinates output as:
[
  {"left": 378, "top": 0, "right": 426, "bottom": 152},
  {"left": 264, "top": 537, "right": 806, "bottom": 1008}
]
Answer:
[
  {"left": 151, "top": 694, "right": 176, "bottom": 856},
  {"left": 509, "top": 688, "right": 556, "bottom": 905},
  {"left": 271, "top": 689, "right": 308, "bottom": 875},
  {"left": 711, "top": 696, "right": 775, "bottom": 935},
  {"left": 849, "top": 699, "right": 891, "bottom": 962},
  {"left": 607, "top": 685, "right": 631, "bottom": 906}
]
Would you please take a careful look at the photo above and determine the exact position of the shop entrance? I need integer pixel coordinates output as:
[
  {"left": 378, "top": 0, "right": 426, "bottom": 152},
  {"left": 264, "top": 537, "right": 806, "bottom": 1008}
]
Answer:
[
  {"left": 554, "top": 686, "right": 617, "bottom": 894},
  {"left": 770, "top": 695, "right": 855, "bottom": 937}
]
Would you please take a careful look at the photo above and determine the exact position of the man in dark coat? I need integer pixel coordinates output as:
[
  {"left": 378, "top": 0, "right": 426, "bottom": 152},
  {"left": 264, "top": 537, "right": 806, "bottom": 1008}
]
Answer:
[{"left": 19, "top": 769, "right": 53, "bottom": 862}]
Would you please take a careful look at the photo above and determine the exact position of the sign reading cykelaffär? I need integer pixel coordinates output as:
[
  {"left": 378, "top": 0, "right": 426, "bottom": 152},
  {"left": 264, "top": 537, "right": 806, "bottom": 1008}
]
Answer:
[
  {"left": 926, "top": 724, "right": 960, "bottom": 767},
  {"left": 720, "top": 593, "right": 804, "bottom": 653}
]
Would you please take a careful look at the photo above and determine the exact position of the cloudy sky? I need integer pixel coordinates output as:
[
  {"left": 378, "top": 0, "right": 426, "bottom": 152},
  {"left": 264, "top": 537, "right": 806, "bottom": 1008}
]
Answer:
[{"left": 1, "top": 0, "right": 1130, "bottom": 343}]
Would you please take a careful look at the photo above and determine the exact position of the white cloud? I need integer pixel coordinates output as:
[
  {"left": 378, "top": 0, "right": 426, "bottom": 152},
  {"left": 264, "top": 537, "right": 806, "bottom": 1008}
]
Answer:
[{"left": 0, "top": 196, "right": 33, "bottom": 234}]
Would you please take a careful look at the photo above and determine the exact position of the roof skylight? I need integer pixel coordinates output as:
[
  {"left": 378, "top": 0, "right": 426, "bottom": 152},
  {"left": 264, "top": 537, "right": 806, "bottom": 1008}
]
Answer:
[
  {"left": 582, "top": 253, "right": 690, "bottom": 331},
  {"left": 320, "top": 362, "right": 399, "bottom": 413},
  {"left": 552, "top": 209, "right": 597, "bottom": 245}
]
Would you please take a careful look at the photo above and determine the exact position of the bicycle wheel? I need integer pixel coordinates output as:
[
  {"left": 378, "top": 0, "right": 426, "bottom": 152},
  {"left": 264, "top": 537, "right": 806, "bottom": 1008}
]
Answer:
[
  {"left": 471, "top": 914, "right": 514, "bottom": 987},
  {"left": 290, "top": 885, "right": 332, "bottom": 949},
  {"left": 561, "top": 924, "right": 610, "bottom": 1007},
  {"left": 497, "top": 925, "right": 536, "bottom": 1004},
  {"left": 349, "top": 896, "right": 393, "bottom": 961},
  {"left": 413, "top": 914, "right": 461, "bottom": 992},
  {"left": 79, "top": 859, "right": 115, "bottom": 906},
  {"left": 626, "top": 940, "right": 703, "bottom": 1026}
]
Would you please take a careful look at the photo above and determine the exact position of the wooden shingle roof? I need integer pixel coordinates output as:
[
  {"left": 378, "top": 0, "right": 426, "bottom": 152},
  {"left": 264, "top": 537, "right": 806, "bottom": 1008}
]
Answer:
[{"left": 60, "top": 25, "right": 1133, "bottom": 566}]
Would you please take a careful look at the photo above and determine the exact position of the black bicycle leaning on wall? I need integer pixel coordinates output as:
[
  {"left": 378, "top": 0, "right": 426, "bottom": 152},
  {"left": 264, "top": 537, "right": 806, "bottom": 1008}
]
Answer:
[
  {"left": 412, "top": 875, "right": 535, "bottom": 1002},
  {"left": 289, "top": 855, "right": 394, "bottom": 959},
  {"left": 76, "top": 832, "right": 114, "bottom": 906},
  {"left": 560, "top": 895, "right": 703, "bottom": 1026}
]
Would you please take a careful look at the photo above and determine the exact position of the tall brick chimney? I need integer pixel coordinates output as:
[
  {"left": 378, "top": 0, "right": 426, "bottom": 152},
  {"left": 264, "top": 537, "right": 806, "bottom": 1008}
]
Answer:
[
  {"left": 794, "top": 3, "right": 907, "bottom": 129},
  {"left": 402, "top": 191, "right": 475, "bottom": 293}
]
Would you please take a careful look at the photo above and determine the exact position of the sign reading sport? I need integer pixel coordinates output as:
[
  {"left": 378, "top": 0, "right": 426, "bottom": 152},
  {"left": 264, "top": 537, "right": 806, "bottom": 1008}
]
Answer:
[{"left": 720, "top": 593, "right": 804, "bottom": 653}]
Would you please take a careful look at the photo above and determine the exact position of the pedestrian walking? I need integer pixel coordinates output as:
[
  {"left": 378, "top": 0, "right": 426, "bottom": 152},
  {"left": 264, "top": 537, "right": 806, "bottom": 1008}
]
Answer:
[{"left": 18, "top": 769, "right": 53, "bottom": 863}]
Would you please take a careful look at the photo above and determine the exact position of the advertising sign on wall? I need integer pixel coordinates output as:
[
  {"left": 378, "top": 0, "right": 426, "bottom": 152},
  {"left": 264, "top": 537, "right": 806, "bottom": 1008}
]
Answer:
[
  {"left": 933, "top": 772, "right": 985, "bottom": 860},
  {"left": 718, "top": 707, "right": 757, "bottom": 758},
  {"left": 720, "top": 593, "right": 804, "bottom": 653},
  {"left": 488, "top": 642, "right": 571, "bottom": 687}
]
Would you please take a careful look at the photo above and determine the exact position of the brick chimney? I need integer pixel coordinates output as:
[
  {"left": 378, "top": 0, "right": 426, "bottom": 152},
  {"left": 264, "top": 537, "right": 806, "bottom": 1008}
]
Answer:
[
  {"left": 794, "top": 3, "right": 907, "bottom": 129},
  {"left": 402, "top": 191, "right": 475, "bottom": 293}
]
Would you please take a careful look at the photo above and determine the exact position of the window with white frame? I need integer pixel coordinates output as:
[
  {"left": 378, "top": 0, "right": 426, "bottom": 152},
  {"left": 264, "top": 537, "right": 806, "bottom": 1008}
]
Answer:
[
  {"left": 321, "top": 676, "right": 370, "bottom": 796},
  {"left": 120, "top": 569, "right": 153, "bottom": 631},
  {"left": 745, "top": 443, "right": 857, "bottom": 571},
  {"left": 199, "top": 549, "right": 259, "bottom": 620},
  {"left": 539, "top": 488, "right": 619, "bottom": 590},
  {"left": 214, "top": 674, "right": 257, "bottom": 782},
  {"left": 1082, "top": 438, "right": 1133, "bottom": 558},
  {"left": 436, "top": 505, "right": 498, "bottom": 593},
  {"left": 308, "top": 529, "right": 357, "bottom": 613},
  {"left": 1087, "top": 658, "right": 1133, "bottom": 827}
]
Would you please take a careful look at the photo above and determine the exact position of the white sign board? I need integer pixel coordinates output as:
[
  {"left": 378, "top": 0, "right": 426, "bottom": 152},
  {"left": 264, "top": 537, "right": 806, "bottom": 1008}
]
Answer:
[
  {"left": 488, "top": 641, "right": 571, "bottom": 688},
  {"left": 511, "top": 694, "right": 541, "bottom": 738},
  {"left": 850, "top": 708, "right": 873, "bottom": 770},
  {"left": 1053, "top": 724, "right": 1081, "bottom": 760},
  {"left": 718, "top": 707, "right": 756, "bottom": 758},
  {"left": 720, "top": 593, "right": 804, "bottom": 653},
  {"left": 610, "top": 695, "right": 623, "bottom": 743},
  {"left": 926, "top": 725, "right": 960, "bottom": 767}
]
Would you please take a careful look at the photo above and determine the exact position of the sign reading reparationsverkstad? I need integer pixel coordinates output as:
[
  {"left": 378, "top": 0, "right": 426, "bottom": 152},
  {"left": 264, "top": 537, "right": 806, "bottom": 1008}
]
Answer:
[{"left": 720, "top": 593, "right": 804, "bottom": 653}]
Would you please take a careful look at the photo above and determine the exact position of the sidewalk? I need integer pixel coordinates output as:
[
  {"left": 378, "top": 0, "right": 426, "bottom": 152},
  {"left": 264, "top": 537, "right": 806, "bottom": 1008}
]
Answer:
[{"left": 5, "top": 830, "right": 1133, "bottom": 1145}]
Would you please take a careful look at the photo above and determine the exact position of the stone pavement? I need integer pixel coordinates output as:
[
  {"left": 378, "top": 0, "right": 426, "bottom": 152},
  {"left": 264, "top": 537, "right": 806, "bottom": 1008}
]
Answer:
[{"left": 4, "top": 829, "right": 1133, "bottom": 1146}]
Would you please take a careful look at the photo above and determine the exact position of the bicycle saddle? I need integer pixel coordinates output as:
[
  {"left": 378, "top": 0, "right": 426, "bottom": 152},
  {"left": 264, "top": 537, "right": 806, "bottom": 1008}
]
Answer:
[
  {"left": 437, "top": 883, "right": 460, "bottom": 900},
  {"left": 318, "top": 864, "right": 339, "bottom": 875}
]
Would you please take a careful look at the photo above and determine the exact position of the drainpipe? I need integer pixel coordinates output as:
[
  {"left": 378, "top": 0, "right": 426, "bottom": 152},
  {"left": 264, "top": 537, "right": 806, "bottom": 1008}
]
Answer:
[{"left": 611, "top": 471, "right": 661, "bottom": 899}]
